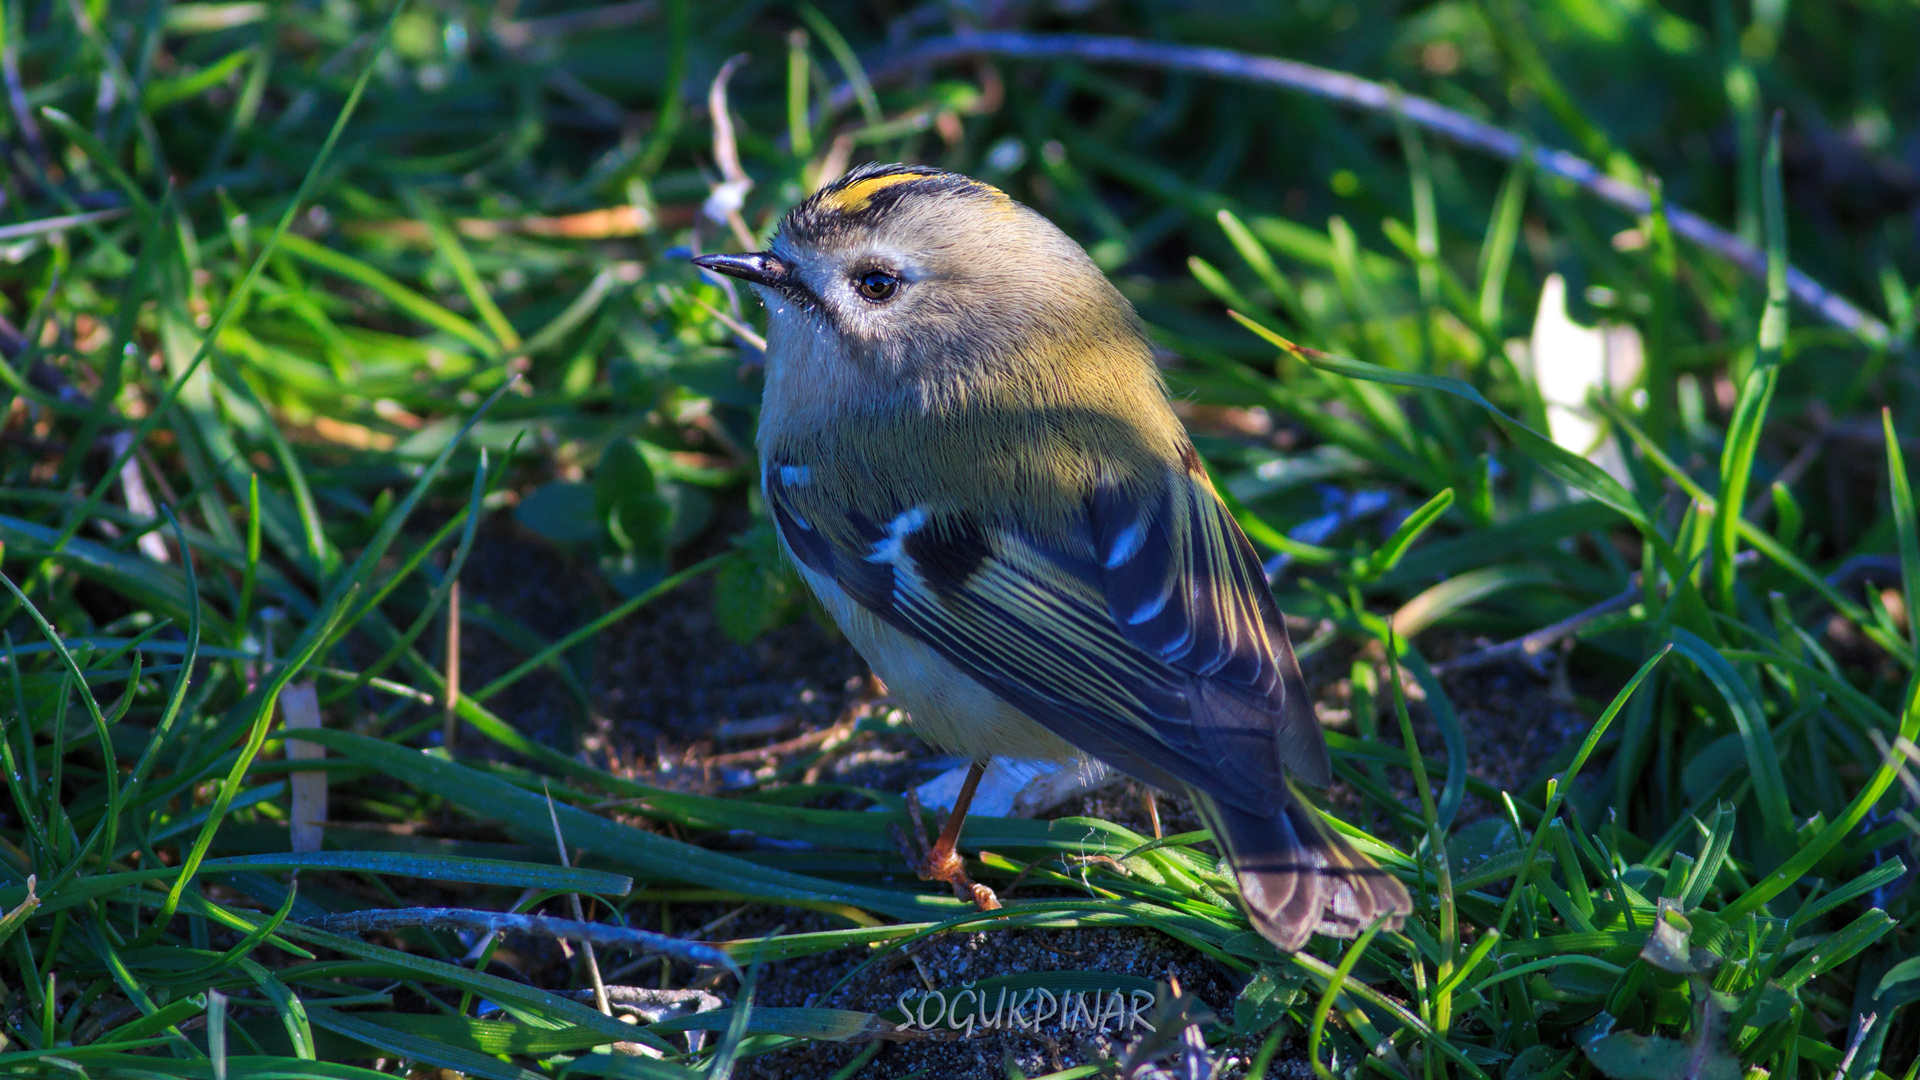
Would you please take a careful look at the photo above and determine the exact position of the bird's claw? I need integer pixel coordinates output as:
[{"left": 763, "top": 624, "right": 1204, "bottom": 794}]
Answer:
[{"left": 895, "top": 786, "right": 999, "bottom": 910}]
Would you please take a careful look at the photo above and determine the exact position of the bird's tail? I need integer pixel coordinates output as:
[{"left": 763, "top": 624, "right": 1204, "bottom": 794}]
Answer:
[{"left": 1197, "top": 784, "right": 1411, "bottom": 952}]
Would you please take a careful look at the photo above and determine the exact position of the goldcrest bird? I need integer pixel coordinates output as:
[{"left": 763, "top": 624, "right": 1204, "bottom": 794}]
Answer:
[{"left": 693, "top": 163, "right": 1410, "bottom": 951}]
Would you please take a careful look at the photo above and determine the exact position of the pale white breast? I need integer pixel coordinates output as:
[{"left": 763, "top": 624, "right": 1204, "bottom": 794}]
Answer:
[{"left": 789, "top": 555, "right": 1083, "bottom": 765}]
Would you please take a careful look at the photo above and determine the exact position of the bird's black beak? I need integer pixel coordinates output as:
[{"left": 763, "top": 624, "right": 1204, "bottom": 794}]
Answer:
[{"left": 691, "top": 251, "right": 791, "bottom": 288}]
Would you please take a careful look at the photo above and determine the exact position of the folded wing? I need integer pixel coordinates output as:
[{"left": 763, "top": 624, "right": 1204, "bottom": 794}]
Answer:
[{"left": 765, "top": 449, "right": 1329, "bottom": 815}]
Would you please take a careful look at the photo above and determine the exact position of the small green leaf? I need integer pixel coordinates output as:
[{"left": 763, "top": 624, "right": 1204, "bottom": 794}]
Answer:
[
  {"left": 714, "top": 523, "right": 804, "bottom": 644},
  {"left": 515, "top": 481, "right": 600, "bottom": 545},
  {"left": 1448, "top": 817, "right": 1518, "bottom": 879},
  {"left": 1581, "top": 1030, "right": 1737, "bottom": 1080},
  {"left": 1234, "top": 966, "right": 1307, "bottom": 1035},
  {"left": 0, "top": 876, "right": 39, "bottom": 951},
  {"left": 1577, "top": 1012, "right": 1739, "bottom": 1080},
  {"left": 1770, "top": 481, "right": 1804, "bottom": 550},
  {"left": 599, "top": 550, "right": 668, "bottom": 598},
  {"left": 1639, "top": 904, "right": 1715, "bottom": 975},
  {"left": 597, "top": 439, "right": 671, "bottom": 550},
  {"left": 307, "top": 1007, "right": 547, "bottom": 1080}
]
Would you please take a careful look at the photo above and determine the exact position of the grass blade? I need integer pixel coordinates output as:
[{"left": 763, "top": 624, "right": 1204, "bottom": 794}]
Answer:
[
  {"left": 1885, "top": 407, "right": 1920, "bottom": 664},
  {"left": 1359, "top": 487, "right": 1453, "bottom": 581},
  {"left": 1712, "top": 113, "right": 1788, "bottom": 615},
  {"left": 1477, "top": 159, "right": 1529, "bottom": 331}
]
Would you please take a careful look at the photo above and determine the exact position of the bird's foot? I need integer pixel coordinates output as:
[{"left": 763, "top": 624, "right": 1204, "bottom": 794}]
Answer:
[{"left": 894, "top": 785, "right": 1000, "bottom": 910}]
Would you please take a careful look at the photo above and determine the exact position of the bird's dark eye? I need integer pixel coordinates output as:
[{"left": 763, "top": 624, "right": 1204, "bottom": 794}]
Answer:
[{"left": 854, "top": 270, "right": 900, "bottom": 302}]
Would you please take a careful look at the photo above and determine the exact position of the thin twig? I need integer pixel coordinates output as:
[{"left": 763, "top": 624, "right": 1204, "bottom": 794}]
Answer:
[
  {"left": 1831, "top": 1013, "right": 1875, "bottom": 1080},
  {"left": 705, "top": 53, "right": 757, "bottom": 252},
  {"left": 547, "top": 783, "right": 610, "bottom": 1014},
  {"left": 1743, "top": 431, "right": 1827, "bottom": 521},
  {"left": 689, "top": 293, "right": 767, "bottom": 353},
  {"left": 563, "top": 985, "right": 723, "bottom": 1055},
  {"left": 563, "top": 986, "right": 722, "bottom": 1011},
  {"left": 312, "top": 908, "right": 740, "bottom": 974},
  {"left": 491, "top": 0, "right": 658, "bottom": 48},
  {"left": 442, "top": 580, "right": 460, "bottom": 754},
  {"left": 701, "top": 718, "right": 856, "bottom": 768},
  {"left": 109, "top": 430, "right": 170, "bottom": 564},
  {"left": 0, "top": 208, "right": 132, "bottom": 243},
  {"left": 282, "top": 681, "right": 326, "bottom": 853},
  {"left": 1434, "top": 579, "right": 1639, "bottom": 677},
  {"left": 837, "top": 32, "right": 1889, "bottom": 346},
  {"left": 2, "top": 38, "right": 48, "bottom": 170},
  {"left": 1826, "top": 554, "right": 1903, "bottom": 591},
  {"left": 1435, "top": 549, "right": 1762, "bottom": 676}
]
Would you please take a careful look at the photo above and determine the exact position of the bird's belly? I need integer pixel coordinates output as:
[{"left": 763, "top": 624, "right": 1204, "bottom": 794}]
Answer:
[{"left": 793, "top": 561, "right": 1082, "bottom": 764}]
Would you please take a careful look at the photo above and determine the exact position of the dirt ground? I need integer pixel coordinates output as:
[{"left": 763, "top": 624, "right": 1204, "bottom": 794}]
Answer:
[{"left": 442, "top": 520, "right": 1592, "bottom": 1078}]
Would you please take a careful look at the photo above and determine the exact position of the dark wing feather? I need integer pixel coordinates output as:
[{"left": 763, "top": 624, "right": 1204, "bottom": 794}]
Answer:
[
  {"left": 1090, "top": 471, "right": 1330, "bottom": 788},
  {"left": 764, "top": 453, "right": 1329, "bottom": 812}
]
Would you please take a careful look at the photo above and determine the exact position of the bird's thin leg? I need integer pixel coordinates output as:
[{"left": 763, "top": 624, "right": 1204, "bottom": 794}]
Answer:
[{"left": 897, "top": 760, "right": 999, "bottom": 910}]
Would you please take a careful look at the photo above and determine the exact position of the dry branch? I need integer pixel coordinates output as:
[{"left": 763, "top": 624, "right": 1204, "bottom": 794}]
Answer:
[
  {"left": 840, "top": 32, "right": 1890, "bottom": 346},
  {"left": 315, "top": 907, "right": 740, "bottom": 974}
]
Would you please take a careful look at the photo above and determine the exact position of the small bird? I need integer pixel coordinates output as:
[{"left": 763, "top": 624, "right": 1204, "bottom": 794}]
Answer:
[{"left": 693, "top": 163, "right": 1410, "bottom": 950}]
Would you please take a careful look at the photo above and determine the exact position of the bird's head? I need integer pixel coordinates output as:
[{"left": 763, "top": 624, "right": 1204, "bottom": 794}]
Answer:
[{"left": 693, "top": 163, "right": 1145, "bottom": 399}]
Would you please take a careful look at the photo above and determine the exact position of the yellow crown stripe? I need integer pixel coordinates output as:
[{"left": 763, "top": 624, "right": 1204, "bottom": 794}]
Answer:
[{"left": 815, "top": 172, "right": 929, "bottom": 214}]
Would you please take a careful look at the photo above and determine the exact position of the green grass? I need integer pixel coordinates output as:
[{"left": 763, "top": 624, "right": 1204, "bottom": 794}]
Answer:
[{"left": 2, "top": 1, "right": 1919, "bottom": 1077}]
